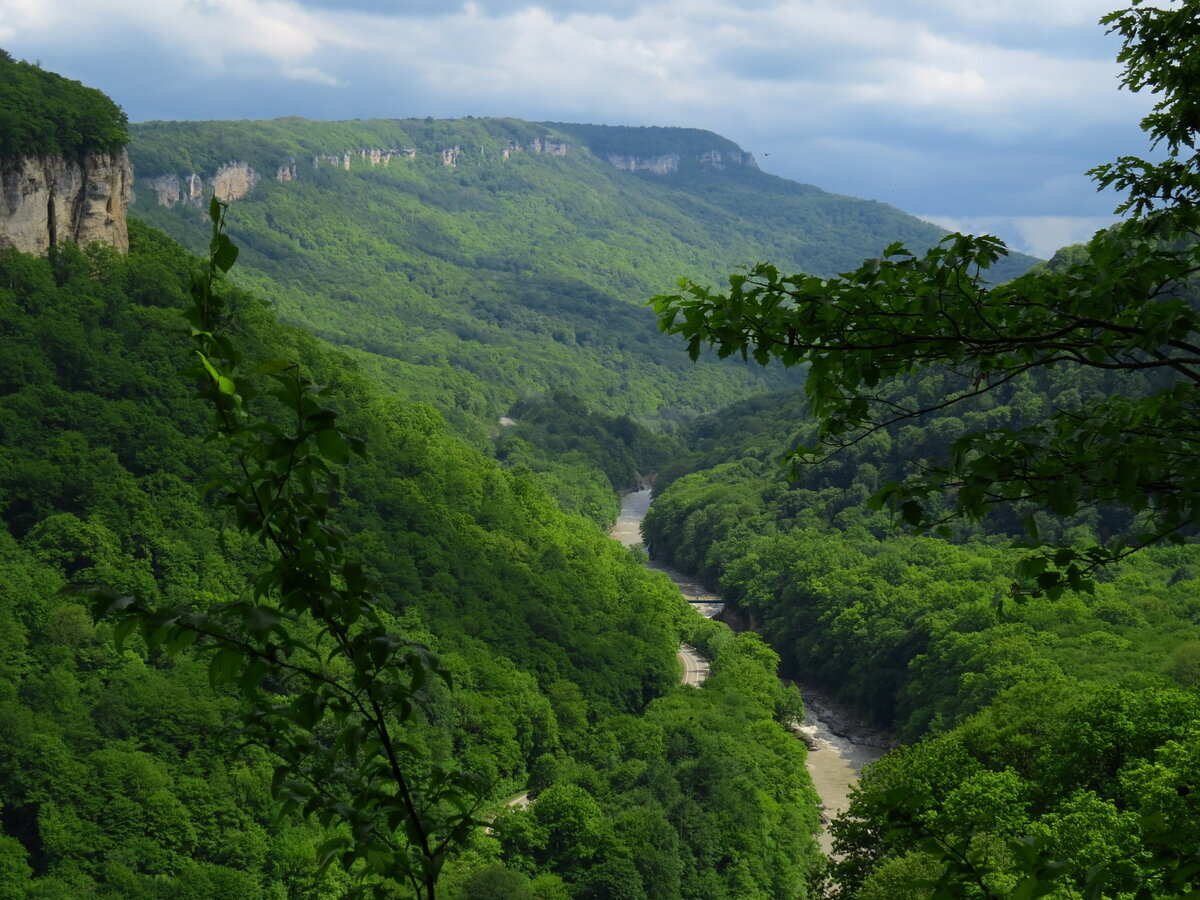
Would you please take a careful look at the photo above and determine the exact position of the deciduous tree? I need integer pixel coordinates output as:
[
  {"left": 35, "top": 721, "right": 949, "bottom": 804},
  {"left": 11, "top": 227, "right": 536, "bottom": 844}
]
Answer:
[{"left": 652, "top": 0, "right": 1200, "bottom": 597}]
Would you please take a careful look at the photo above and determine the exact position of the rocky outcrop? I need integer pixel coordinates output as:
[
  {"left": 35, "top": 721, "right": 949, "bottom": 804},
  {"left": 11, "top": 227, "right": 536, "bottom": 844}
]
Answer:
[
  {"left": 147, "top": 173, "right": 181, "bottom": 207},
  {"left": 211, "top": 162, "right": 260, "bottom": 202},
  {"left": 145, "top": 162, "right": 259, "bottom": 207},
  {"left": 607, "top": 153, "right": 680, "bottom": 175},
  {"left": 184, "top": 173, "right": 203, "bottom": 203},
  {"left": 699, "top": 149, "right": 756, "bottom": 170},
  {"left": 530, "top": 136, "right": 569, "bottom": 156},
  {"left": 0, "top": 150, "right": 131, "bottom": 254},
  {"left": 494, "top": 136, "right": 571, "bottom": 161},
  {"left": 362, "top": 148, "right": 402, "bottom": 166},
  {"left": 136, "top": 130, "right": 576, "bottom": 210},
  {"left": 144, "top": 171, "right": 207, "bottom": 208},
  {"left": 606, "top": 148, "right": 757, "bottom": 176},
  {"left": 313, "top": 148, "right": 416, "bottom": 170}
]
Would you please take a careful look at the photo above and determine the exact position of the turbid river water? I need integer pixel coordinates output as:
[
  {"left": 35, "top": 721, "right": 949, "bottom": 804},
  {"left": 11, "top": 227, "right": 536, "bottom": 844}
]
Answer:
[{"left": 611, "top": 488, "right": 889, "bottom": 855}]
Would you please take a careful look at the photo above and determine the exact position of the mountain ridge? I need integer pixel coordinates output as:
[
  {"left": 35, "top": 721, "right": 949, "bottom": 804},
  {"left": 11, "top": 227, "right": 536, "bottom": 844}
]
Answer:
[{"left": 126, "top": 116, "right": 1038, "bottom": 440}]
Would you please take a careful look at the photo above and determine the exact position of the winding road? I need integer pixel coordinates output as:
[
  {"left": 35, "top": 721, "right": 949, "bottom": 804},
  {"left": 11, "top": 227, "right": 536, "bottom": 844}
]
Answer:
[{"left": 677, "top": 643, "right": 710, "bottom": 686}]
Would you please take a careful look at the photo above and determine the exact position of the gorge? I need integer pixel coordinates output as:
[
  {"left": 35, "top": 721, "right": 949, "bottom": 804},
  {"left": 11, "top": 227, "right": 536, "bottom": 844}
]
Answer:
[
  {"left": 8, "top": 32, "right": 1200, "bottom": 897},
  {"left": 613, "top": 488, "right": 887, "bottom": 856}
]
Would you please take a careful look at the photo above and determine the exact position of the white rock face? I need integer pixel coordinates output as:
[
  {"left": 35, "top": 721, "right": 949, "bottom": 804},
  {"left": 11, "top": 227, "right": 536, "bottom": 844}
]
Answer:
[
  {"left": 699, "top": 149, "right": 758, "bottom": 170},
  {"left": 606, "top": 148, "right": 757, "bottom": 176},
  {"left": 530, "top": 136, "right": 569, "bottom": 156},
  {"left": 147, "top": 173, "right": 181, "bottom": 206},
  {"left": 0, "top": 150, "right": 132, "bottom": 254},
  {"left": 211, "top": 162, "right": 260, "bottom": 202},
  {"left": 607, "top": 153, "right": 681, "bottom": 175},
  {"left": 184, "top": 173, "right": 203, "bottom": 202}
]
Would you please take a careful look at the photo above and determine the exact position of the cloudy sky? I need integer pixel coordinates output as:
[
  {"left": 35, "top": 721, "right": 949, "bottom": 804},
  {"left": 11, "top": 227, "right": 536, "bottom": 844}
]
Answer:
[{"left": 0, "top": 0, "right": 1157, "bottom": 257}]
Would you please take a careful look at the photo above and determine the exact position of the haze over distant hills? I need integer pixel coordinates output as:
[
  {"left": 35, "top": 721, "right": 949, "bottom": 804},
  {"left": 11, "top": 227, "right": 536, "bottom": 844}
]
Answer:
[{"left": 127, "top": 116, "right": 1038, "bottom": 436}]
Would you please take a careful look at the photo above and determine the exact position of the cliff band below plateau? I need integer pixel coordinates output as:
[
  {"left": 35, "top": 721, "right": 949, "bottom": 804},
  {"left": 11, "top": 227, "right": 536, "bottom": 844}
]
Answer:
[{"left": 0, "top": 150, "right": 132, "bottom": 254}]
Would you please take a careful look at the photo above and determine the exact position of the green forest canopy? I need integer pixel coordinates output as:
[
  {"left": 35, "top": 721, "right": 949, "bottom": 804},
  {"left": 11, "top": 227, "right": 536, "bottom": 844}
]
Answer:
[
  {"left": 641, "top": 2, "right": 1200, "bottom": 895},
  {"left": 651, "top": 0, "right": 1200, "bottom": 598},
  {"left": 0, "top": 211, "right": 823, "bottom": 898},
  {"left": 0, "top": 49, "right": 127, "bottom": 160},
  {"left": 125, "top": 115, "right": 1036, "bottom": 444}
]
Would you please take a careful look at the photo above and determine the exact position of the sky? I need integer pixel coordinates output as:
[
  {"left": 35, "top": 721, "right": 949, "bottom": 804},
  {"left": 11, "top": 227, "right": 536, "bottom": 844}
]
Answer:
[{"left": 0, "top": 0, "right": 1158, "bottom": 258}]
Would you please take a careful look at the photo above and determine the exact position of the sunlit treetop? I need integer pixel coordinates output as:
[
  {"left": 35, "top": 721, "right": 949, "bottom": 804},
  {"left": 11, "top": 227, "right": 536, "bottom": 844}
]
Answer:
[{"left": 0, "top": 49, "right": 128, "bottom": 161}]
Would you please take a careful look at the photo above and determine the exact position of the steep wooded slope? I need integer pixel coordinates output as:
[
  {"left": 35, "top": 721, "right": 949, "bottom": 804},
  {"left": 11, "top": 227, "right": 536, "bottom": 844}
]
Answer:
[
  {"left": 0, "top": 218, "right": 822, "bottom": 898},
  {"left": 641, "top": 347, "right": 1200, "bottom": 896},
  {"left": 127, "top": 117, "right": 1037, "bottom": 437}
]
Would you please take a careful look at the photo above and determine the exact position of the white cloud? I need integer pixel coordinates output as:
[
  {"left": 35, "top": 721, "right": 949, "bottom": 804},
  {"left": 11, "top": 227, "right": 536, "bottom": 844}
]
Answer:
[
  {"left": 3, "top": 0, "right": 359, "bottom": 77},
  {"left": 0, "top": 0, "right": 1158, "bottom": 224},
  {"left": 919, "top": 213, "right": 1118, "bottom": 258},
  {"left": 283, "top": 65, "right": 342, "bottom": 86},
  {"left": 0, "top": 0, "right": 60, "bottom": 31},
  {"left": 345, "top": 0, "right": 1140, "bottom": 144}
]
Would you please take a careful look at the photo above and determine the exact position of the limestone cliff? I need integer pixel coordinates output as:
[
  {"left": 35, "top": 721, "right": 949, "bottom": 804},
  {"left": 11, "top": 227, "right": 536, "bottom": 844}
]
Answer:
[
  {"left": 211, "top": 162, "right": 260, "bottom": 202},
  {"left": 698, "top": 149, "right": 756, "bottom": 171},
  {"left": 144, "top": 162, "right": 259, "bottom": 207},
  {"left": 607, "top": 153, "right": 681, "bottom": 175},
  {"left": 0, "top": 150, "right": 132, "bottom": 254},
  {"left": 530, "top": 136, "right": 569, "bottom": 156},
  {"left": 606, "top": 148, "right": 756, "bottom": 176},
  {"left": 146, "top": 173, "right": 182, "bottom": 207},
  {"left": 135, "top": 133, "right": 572, "bottom": 208},
  {"left": 311, "top": 148, "right": 414, "bottom": 171}
]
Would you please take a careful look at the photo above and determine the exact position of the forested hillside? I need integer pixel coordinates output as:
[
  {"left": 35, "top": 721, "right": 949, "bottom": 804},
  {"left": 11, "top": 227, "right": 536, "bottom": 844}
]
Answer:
[
  {"left": 640, "top": 2, "right": 1200, "bottom": 890},
  {"left": 0, "top": 212, "right": 827, "bottom": 897},
  {"left": 0, "top": 49, "right": 126, "bottom": 158},
  {"left": 125, "top": 117, "right": 1036, "bottom": 441},
  {"left": 9, "top": 42, "right": 1164, "bottom": 900},
  {"left": 642, "top": 355, "right": 1200, "bottom": 895}
]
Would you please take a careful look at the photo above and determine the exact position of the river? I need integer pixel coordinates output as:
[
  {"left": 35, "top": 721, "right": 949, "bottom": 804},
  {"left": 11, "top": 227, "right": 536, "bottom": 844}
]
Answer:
[{"left": 611, "top": 488, "right": 888, "bottom": 856}]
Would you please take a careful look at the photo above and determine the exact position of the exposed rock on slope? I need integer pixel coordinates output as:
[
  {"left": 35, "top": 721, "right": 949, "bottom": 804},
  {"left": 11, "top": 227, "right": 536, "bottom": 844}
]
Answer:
[
  {"left": 0, "top": 150, "right": 131, "bottom": 253},
  {"left": 211, "top": 162, "right": 260, "bottom": 202},
  {"left": 607, "top": 153, "right": 681, "bottom": 175},
  {"left": 137, "top": 132, "right": 574, "bottom": 203},
  {"left": 606, "top": 148, "right": 757, "bottom": 175}
]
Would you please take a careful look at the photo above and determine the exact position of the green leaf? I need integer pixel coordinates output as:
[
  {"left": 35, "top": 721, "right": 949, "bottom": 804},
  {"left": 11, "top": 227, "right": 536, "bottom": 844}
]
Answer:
[
  {"left": 315, "top": 836, "right": 351, "bottom": 874},
  {"left": 315, "top": 428, "right": 350, "bottom": 463},
  {"left": 196, "top": 351, "right": 220, "bottom": 383},
  {"left": 213, "top": 233, "right": 239, "bottom": 273},
  {"left": 900, "top": 500, "right": 924, "bottom": 526},
  {"left": 112, "top": 616, "right": 139, "bottom": 652},
  {"left": 290, "top": 692, "right": 325, "bottom": 730},
  {"left": 244, "top": 605, "right": 282, "bottom": 638},
  {"left": 208, "top": 647, "right": 243, "bottom": 688}
]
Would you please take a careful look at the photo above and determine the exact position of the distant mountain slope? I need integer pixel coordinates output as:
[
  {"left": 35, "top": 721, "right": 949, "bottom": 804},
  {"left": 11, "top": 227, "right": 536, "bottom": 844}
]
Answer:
[
  {"left": 128, "top": 117, "right": 1036, "bottom": 434},
  {"left": 546, "top": 122, "right": 1038, "bottom": 284}
]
